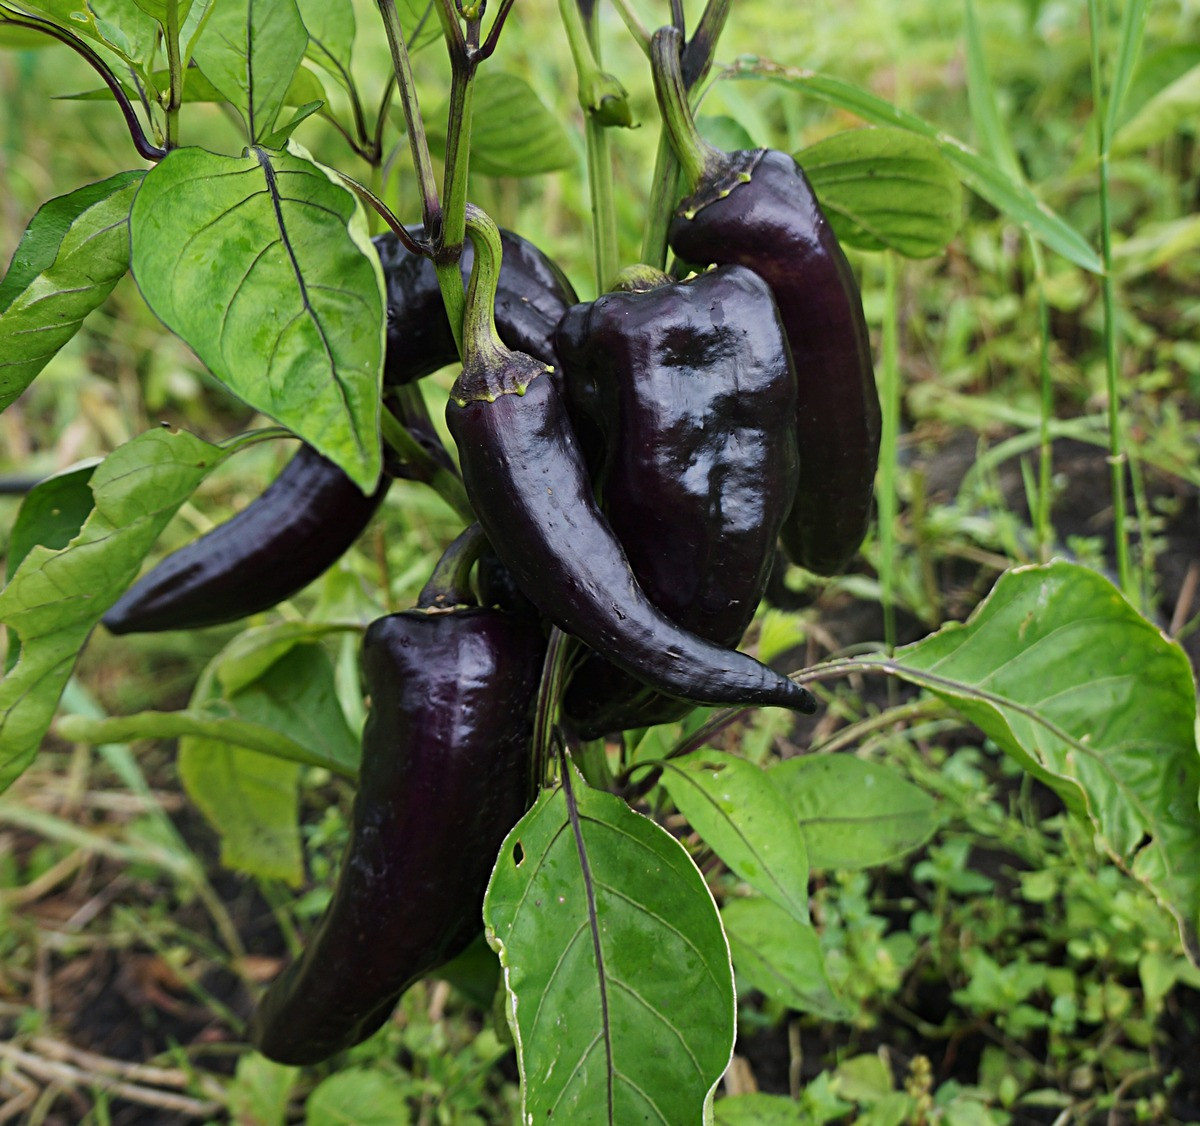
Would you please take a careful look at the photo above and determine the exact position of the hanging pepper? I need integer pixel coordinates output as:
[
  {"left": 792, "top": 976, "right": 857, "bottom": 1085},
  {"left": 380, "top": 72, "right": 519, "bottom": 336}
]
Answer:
[
  {"left": 445, "top": 207, "right": 816, "bottom": 716},
  {"left": 250, "top": 596, "right": 545, "bottom": 1065},
  {"left": 103, "top": 227, "right": 576, "bottom": 635},
  {"left": 557, "top": 264, "right": 800, "bottom": 738},
  {"left": 651, "top": 26, "right": 881, "bottom": 577}
]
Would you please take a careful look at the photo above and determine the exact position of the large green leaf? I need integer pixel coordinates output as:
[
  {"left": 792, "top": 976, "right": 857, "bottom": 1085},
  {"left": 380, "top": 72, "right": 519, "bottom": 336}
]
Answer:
[
  {"left": 771, "top": 756, "right": 942, "bottom": 871},
  {"left": 13, "top": 0, "right": 156, "bottom": 66},
  {"left": 129, "top": 144, "right": 384, "bottom": 491},
  {"left": 0, "top": 172, "right": 143, "bottom": 412},
  {"left": 660, "top": 749, "right": 811, "bottom": 924},
  {"left": 797, "top": 127, "right": 963, "bottom": 257},
  {"left": 877, "top": 562, "right": 1200, "bottom": 961},
  {"left": 192, "top": 0, "right": 307, "bottom": 140},
  {"left": 721, "top": 896, "right": 848, "bottom": 1020},
  {"left": 429, "top": 72, "right": 575, "bottom": 178},
  {"left": 720, "top": 58, "right": 1102, "bottom": 274},
  {"left": 484, "top": 767, "right": 735, "bottom": 1124},
  {"left": 0, "top": 428, "right": 252, "bottom": 790}
]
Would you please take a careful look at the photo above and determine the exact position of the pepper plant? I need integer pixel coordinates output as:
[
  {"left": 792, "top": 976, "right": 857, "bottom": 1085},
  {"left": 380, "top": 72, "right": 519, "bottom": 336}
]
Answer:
[{"left": 1, "top": 0, "right": 1198, "bottom": 1120}]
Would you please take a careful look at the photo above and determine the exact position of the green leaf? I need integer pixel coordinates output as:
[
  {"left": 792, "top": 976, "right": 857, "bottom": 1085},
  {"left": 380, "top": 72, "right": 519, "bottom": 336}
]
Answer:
[
  {"left": 883, "top": 561, "right": 1200, "bottom": 962},
  {"left": 192, "top": 0, "right": 308, "bottom": 140},
  {"left": 393, "top": 0, "right": 441, "bottom": 51},
  {"left": 3, "top": 464, "right": 97, "bottom": 673},
  {"left": 660, "top": 749, "right": 811, "bottom": 924},
  {"left": 962, "top": 0, "right": 1023, "bottom": 183},
  {"left": 771, "top": 756, "right": 942, "bottom": 870},
  {"left": 305, "top": 1069, "right": 413, "bottom": 1125},
  {"left": 213, "top": 620, "right": 362, "bottom": 695},
  {"left": 56, "top": 707, "right": 355, "bottom": 776},
  {"left": 227, "top": 1054, "right": 296, "bottom": 1126},
  {"left": 713, "top": 1093, "right": 809, "bottom": 1125},
  {"left": 5, "top": 465, "right": 97, "bottom": 582},
  {"left": 797, "top": 127, "right": 962, "bottom": 257},
  {"left": 1113, "top": 215, "right": 1200, "bottom": 279},
  {"left": 430, "top": 72, "right": 575, "bottom": 178},
  {"left": 1103, "top": 0, "right": 1152, "bottom": 147},
  {"left": 721, "top": 58, "right": 1103, "bottom": 274},
  {"left": 17, "top": 0, "right": 154, "bottom": 66},
  {"left": 721, "top": 896, "right": 848, "bottom": 1020},
  {"left": 295, "top": 0, "right": 354, "bottom": 85},
  {"left": 0, "top": 428, "right": 248, "bottom": 790},
  {"left": 484, "top": 768, "right": 735, "bottom": 1124},
  {"left": 0, "top": 171, "right": 143, "bottom": 412},
  {"left": 129, "top": 144, "right": 384, "bottom": 492},
  {"left": 1113, "top": 62, "right": 1200, "bottom": 155},
  {"left": 127, "top": 0, "right": 195, "bottom": 31}
]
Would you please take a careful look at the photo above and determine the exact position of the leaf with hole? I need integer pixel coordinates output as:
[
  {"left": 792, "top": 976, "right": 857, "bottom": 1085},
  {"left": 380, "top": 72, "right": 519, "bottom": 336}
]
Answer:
[
  {"left": 129, "top": 144, "right": 384, "bottom": 492},
  {"left": 484, "top": 768, "right": 735, "bottom": 1124}
]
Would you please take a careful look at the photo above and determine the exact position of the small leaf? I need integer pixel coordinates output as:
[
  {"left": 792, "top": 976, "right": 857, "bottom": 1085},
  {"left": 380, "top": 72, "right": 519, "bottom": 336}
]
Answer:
[
  {"left": 3, "top": 464, "right": 97, "bottom": 673},
  {"left": 129, "top": 144, "right": 384, "bottom": 491},
  {"left": 0, "top": 428, "right": 249, "bottom": 790},
  {"left": 0, "top": 172, "right": 144, "bottom": 412},
  {"left": 126, "top": 0, "right": 194, "bottom": 33},
  {"left": 485, "top": 767, "right": 735, "bottom": 1124},
  {"left": 714, "top": 1093, "right": 810, "bottom": 1124},
  {"left": 721, "top": 58, "right": 1103, "bottom": 274},
  {"left": 798, "top": 127, "right": 963, "bottom": 257},
  {"left": 721, "top": 896, "right": 848, "bottom": 1020},
  {"left": 261, "top": 100, "right": 324, "bottom": 147},
  {"left": 1113, "top": 62, "right": 1200, "bottom": 155},
  {"left": 214, "top": 620, "right": 361, "bottom": 695},
  {"left": 772, "top": 756, "right": 941, "bottom": 870},
  {"left": 192, "top": 0, "right": 308, "bottom": 140},
  {"left": 661, "top": 749, "right": 811, "bottom": 923},
  {"left": 227, "top": 1043, "right": 297, "bottom": 1124},
  {"left": 430, "top": 72, "right": 575, "bottom": 178},
  {"left": 886, "top": 561, "right": 1200, "bottom": 962},
  {"left": 305, "top": 1069, "right": 413, "bottom": 1125}
]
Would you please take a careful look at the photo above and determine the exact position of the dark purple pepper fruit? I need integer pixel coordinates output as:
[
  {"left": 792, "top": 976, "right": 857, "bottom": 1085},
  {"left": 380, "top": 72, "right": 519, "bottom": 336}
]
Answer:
[
  {"left": 250, "top": 604, "right": 545, "bottom": 1065},
  {"left": 445, "top": 208, "right": 817, "bottom": 717},
  {"left": 652, "top": 26, "right": 881, "bottom": 577},
  {"left": 557, "top": 265, "right": 800, "bottom": 737},
  {"left": 102, "top": 444, "right": 389, "bottom": 634}
]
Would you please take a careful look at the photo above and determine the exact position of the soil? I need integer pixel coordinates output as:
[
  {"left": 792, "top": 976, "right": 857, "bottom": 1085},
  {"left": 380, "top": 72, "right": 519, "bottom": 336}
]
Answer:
[{"left": 1, "top": 432, "right": 1198, "bottom": 1124}]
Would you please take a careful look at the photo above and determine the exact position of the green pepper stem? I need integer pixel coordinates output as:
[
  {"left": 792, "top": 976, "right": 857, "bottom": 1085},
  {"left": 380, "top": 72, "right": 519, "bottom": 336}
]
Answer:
[
  {"left": 459, "top": 205, "right": 509, "bottom": 374},
  {"left": 381, "top": 408, "right": 474, "bottom": 521},
  {"left": 417, "top": 523, "right": 486, "bottom": 608},
  {"left": 650, "top": 25, "right": 725, "bottom": 194}
]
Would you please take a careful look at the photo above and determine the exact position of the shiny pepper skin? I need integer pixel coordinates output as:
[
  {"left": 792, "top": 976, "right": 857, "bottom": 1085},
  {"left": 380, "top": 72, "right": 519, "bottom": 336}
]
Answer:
[
  {"left": 556, "top": 265, "right": 800, "bottom": 738},
  {"left": 250, "top": 606, "right": 545, "bottom": 1066}
]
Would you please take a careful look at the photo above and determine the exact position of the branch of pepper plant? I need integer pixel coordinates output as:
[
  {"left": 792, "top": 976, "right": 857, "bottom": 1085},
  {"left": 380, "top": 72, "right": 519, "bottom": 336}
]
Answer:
[
  {"left": 0, "top": 9, "right": 167, "bottom": 160},
  {"left": 330, "top": 172, "right": 429, "bottom": 255},
  {"left": 376, "top": 0, "right": 443, "bottom": 243}
]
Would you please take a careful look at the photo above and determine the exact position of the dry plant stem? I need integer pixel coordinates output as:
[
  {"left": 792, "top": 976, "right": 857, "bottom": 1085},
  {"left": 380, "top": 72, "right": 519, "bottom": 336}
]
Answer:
[
  {"left": 0, "top": 1044, "right": 219, "bottom": 1119},
  {"left": 0, "top": 11, "right": 166, "bottom": 160}
]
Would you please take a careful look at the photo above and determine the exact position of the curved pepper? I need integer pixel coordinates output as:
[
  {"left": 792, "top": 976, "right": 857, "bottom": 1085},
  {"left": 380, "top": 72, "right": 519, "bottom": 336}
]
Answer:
[
  {"left": 102, "top": 444, "right": 390, "bottom": 634},
  {"left": 557, "top": 265, "right": 800, "bottom": 737},
  {"left": 652, "top": 27, "right": 881, "bottom": 576},
  {"left": 251, "top": 603, "right": 545, "bottom": 1065},
  {"left": 103, "top": 227, "right": 576, "bottom": 635},
  {"left": 445, "top": 208, "right": 816, "bottom": 716}
]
